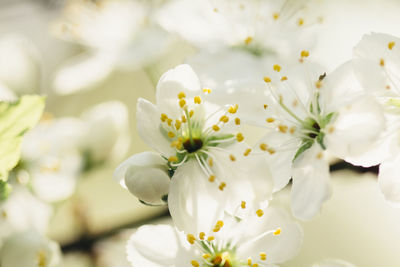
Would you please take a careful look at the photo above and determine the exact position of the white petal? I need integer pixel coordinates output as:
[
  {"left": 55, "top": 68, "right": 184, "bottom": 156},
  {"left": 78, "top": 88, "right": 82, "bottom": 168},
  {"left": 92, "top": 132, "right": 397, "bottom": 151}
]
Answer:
[
  {"left": 127, "top": 224, "right": 191, "bottom": 266},
  {"left": 379, "top": 153, "right": 400, "bottom": 206},
  {"left": 312, "top": 259, "right": 356, "bottom": 267},
  {"left": 136, "top": 98, "right": 175, "bottom": 156},
  {"left": 325, "top": 96, "right": 386, "bottom": 160},
  {"left": 291, "top": 144, "right": 331, "bottom": 220},
  {"left": 0, "top": 231, "right": 61, "bottom": 267},
  {"left": 53, "top": 52, "right": 115, "bottom": 95},
  {"left": 237, "top": 206, "right": 303, "bottom": 264},
  {"left": 168, "top": 159, "right": 225, "bottom": 235}
]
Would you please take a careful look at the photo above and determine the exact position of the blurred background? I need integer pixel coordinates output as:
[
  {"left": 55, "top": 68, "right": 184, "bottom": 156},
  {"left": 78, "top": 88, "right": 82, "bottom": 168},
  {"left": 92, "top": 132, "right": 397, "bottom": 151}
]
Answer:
[{"left": 1, "top": 0, "right": 400, "bottom": 266}]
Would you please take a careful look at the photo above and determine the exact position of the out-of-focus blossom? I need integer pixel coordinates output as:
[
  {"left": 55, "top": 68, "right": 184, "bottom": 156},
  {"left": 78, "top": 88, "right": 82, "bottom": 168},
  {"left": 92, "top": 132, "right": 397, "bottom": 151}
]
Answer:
[
  {"left": 0, "top": 34, "right": 41, "bottom": 95},
  {"left": 0, "top": 187, "right": 52, "bottom": 244},
  {"left": 95, "top": 230, "right": 133, "bottom": 267},
  {"left": 312, "top": 259, "right": 356, "bottom": 267},
  {"left": 0, "top": 231, "right": 62, "bottom": 267},
  {"left": 115, "top": 64, "right": 273, "bottom": 232},
  {"left": 127, "top": 206, "right": 302, "bottom": 267},
  {"left": 52, "top": 0, "right": 172, "bottom": 94},
  {"left": 216, "top": 57, "right": 385, "bottom": 220}
]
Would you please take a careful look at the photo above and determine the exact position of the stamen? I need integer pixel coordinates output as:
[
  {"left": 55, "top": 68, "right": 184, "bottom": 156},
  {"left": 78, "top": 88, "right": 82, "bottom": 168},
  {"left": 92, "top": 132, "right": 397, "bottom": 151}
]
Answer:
[
  {"left": 199, "top": 232, "right": 206, "bottom": 240},
  {"left": 191, "top": 260, "right": 200, "bottom": 267},
  {"left": 187, "top": 234, "right": 196, "bottom": 244},
  {"left": 244, "top": 36, "right": 253, "bottom": 45},
  {"left": 247, "top": 258, "right": 252, "bottom": 265},
  {"left": 220, "top": 115, "right": 229, "bottom": 123},
  {"left": 236, "top": 133, "right": 244, "bottom": 142},
  {"left": 241, "top": 201, "right": 246, "bottom": 209},
  {"left": 281, "top": 76, "right": 288, "bottom": 81},
  {"left": 179, "top": 99, "right": 186, "bottom": 108},
  {"left": 380, "top": 58, "right": 385, "bottom": 66},
  {"left": 267, "top": 148, "right": 276, "bottom": 154},
  {"left": 273, "top": 64, "right": 281, "bottom": 72},
  {"left": 263, "top": 104, "right": 268, "bottom": 109},
  {"left": 260, "top": 252, "right": 267, "bottom": 261},
  {"left": 278, "top": 124, "right": 288, "bottom": 133},
  {"left": 256, "top": 209, "right": 264, "bottom": 217},
  {"left": 273, "top": 228, "right": 282, "bottom": 235},
  {"left": 160, "top": 113, "right": 168, "bottom": 122},
  {"left": 388, "top": 41, "right": 395, "bottom": 50},
  {"left": 175, "top": 120, "right": 182, "bottom": 130},
  {"left": 168, "top": 131, "right": 175, "bottom": 138},
  {"left": 259, "top": 143, "right": 268, "bottom": 151},
  {"left": 263, "top": 76, "right": 272, "bottom": 83},
  {"left": 316, "top": 152, "right": 323, "bottom": 159},
  {"left": 178, "top": 92, "right": 186, "bottom": 99},
  {"left": 219, "top": 182, "right": 226, "bottom": 191},
  {"left": 228, "top": 104, "right": 239, "bottom": 114},
  {"left": 167, "top": 118, "right": 172, "bottom": 126},
  {"left": 209, "top": 158, "right": 213, "bottom": 167},
  {"left": 189, "top": 110, "right": 194, "bottom": 117},
  {"left": 273, "top": 12, "right": 279, "bottom": 20},
  {"left": 168, "top": 156, "right": 178, "bottom": 162},
  {"left": 207, "top": 236, "right": 215, "bottom": 241},
  {"left": 300, "top": 50, "right": 310, "bottom": 58},
  {"left": 290, "top": 126, "right": 296, "bottom": 134},
  {"left": 266, "top": 117, "right": 275, "bottom": 123},
  {"left": 244, "top": 148, "right": 251, "bottom": 156},
  {"left": 181, "top": 115, "right": 187, "bottom": 123},
  {"left": 298, "top": 18, "right": 304, "bottom": 26},
  {"left": 203, "top": 254, "right": 211, "bottom": 259},
  {"left": 203, "top": 88, "right": 212, "bottom": 94},
  {"left": 212, "top": 125, "right": 220, "bottom": 131},
  {"left": 229, "top": 154, "right": 236, "bottom": 161},
  {"left": 235, "top": 118, "right": 241, "bottom": 125},
  {"left": 194, "top": 96, "right": 202, "bottom": 104},
  {"left": 209, "top": 175, "right": 216, "bottom": 182}
]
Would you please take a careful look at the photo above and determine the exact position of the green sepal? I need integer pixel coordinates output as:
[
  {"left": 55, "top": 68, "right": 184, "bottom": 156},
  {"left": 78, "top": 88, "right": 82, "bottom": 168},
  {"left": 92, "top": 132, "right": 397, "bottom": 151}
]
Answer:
[
  {"left": 293, "top": 139, "right": 314, "bottom": 162},
  {"left": 0, "top": 180, "right": 12, "bottom": 201}
]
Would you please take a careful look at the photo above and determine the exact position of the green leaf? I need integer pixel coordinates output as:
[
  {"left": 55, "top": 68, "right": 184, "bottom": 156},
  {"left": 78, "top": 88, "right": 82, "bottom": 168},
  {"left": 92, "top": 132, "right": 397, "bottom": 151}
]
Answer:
[
  {"left": 0, "top": 180, "right": 12, "bottom": 201},
  {"left": 293, "top": 139, "right": 314, "bottom": 162},
  {"left": 0, "top": 95, "right": 45, "bottom": 181}
]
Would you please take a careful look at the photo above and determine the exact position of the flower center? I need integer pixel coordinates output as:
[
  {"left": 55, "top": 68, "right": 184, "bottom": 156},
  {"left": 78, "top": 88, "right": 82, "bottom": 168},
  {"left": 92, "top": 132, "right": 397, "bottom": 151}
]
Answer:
[
  {"left": 183, "top": 138, "right": 204, "bottom": 153},
  {"left": 211, "top": 251, "right": 233, "bottom": 267}
]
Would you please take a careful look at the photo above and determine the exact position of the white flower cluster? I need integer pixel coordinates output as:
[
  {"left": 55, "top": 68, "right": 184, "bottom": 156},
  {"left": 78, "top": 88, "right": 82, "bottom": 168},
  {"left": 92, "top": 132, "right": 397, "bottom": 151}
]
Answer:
[{"left": 108, "top": 0, "right": 400, "bottom": 266}]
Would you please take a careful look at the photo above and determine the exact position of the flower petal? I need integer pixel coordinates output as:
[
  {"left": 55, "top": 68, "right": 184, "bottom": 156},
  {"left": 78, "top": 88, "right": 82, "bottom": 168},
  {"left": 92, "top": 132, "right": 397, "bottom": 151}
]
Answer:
[
  {"left": 379, "top": 153, "right": 400, "bottom": 206},
  {"left": 312, "top": 259, "right": 356, "bottom": 267},
  {"left": 291, "top": 144, "right": 331, "bottom": 220},
  {"left": 136, "top": 98, "right": 175, "bottom": 156}
]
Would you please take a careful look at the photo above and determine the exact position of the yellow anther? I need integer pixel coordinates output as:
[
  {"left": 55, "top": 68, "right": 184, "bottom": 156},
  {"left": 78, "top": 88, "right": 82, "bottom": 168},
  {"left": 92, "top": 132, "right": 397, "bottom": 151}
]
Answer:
[
  {"left": 263, "top": 104, "right": 268, "bottom": 109},
  {"left": 388, "top": 41, "right": 395, "bottom": 50},
  {"left": 203, "top": 88, "right": 212, "bottom": 94},
  {"left": 236, "top": 133, "right": 244, "bottom": 142},
  {"left": 216, "top": 220, "right": 224, "bottom": 227},
  {"left": 178, "top": 92, "right": 186, "bottom": 99},
  {"left": 187, "top": 234, "right": 196, "bottom": 245},
  {"left": 244, "top": 148, "right": 251, "bottom": 156},
  {"left": 194, "top": 96, "right": 202, "bottom": 104},
  {"left": 386, "top": 85, "right": 391, "bottom": 90},
  {"left": 167, "top": 118, "right": 172, "bottom": 126},
  {"left": 213, "top": 255, "right": 223, "bottom": 265},
  {"left": 212, "top": 125, "right": 220, "bottom": 131},
  {"left": 290, "top": 126, "right": 296, "bottom": 134},
  {"left": 229, "top": 154, "right": 236, "bottom": 161},
  {"left": 247, "top": 258, "right": 252, "bottom": 265},
  {"left": 267, "top": 148, "right": 276, "bottom": 154},
  {"left": 170, "top": 140, "right": 182, "bottom": 149},
  {"left": 328, "top": 126, "right": 335, "bottom": 133},
  {"left": 175, "top": 120, "right": 182, "bottom": 130},
  {"left": 273, "top": 64, "right": 281, "bottom": 72},
  {"left": 209, "top": 175, "right": 216, "bottom": 182},
  {"left": 208, "top": 158, "right": 213, "bottom": 167},
  {"left": 253, "top": 264, "right": 259, "bottom": 267},
  {"left": 256, "top": 209, "right": 264, "bottom": 217},
  {"left": 263, "top": 76, "right": 272, "bottom": 83},
  {"left": 168, "top": 131, "right": 175, "bottom": 138},
  {"left": 292, "top": 99, "right": 298, "bottom": 107},
  {"left": 281, "top": 76, "right": 288, "bottom": 81},
  {"left": 260, "top": 252, "right": 267, "bottom": 261},
  {"left": 160, "top": 113, "right": 168, "bottom": 122},
  {"left": 259, "top": 143, "right": 268, "bottom": 151},
  {"left": 278, "top": 124, "right": 288, "bottom": 133},
  {"left": 191, "top": 260, "right": 200, "bottom": 267},
  {"left": 37, "top": 251, "right": 47, "bottom": 267},
  {"left": 315, "top": 80, "right": 322, "bottom": 89},
  {"left": 273, "top": 12, "right": 280, "bottom": 20},
  {"left": 266, "top": 117, "right": 275, "bottom": 123},
  {"left": 203, "top": 254, "right": 211, "bottom": 259},
  {"left": 316, "top": 152, "right": 323, "bottom": 159},
  {"left": 380, "top": 58, "right": 385, "bottom": 66},
  {"left": 213, "top": 226, "right": 221, "bottom": 233},
  {"left": 179, "top": 99, "right": 186, "bottom": 108},
  {"left": 220, "top": 115, "right": 229, "bottom": 123},
  {"left": 199, "top": 232, "right": 206, "bottom": 240},
  {"left": 189, "top": 110, "right": 194, "bottom": 117},
  {"left": 168, "top": 156, "right": 178, "bottom": 162},
  {"left": 245, "top": 36, "right": 253, "bottom": 45},
  {"left": 300, "top": 50, "right": 310, "bottom": 58},
  {"left": 235, "top": 117, "right": 241, "bottom": 125},
  {"left": 298, "top": 18, "right": 304, "bottom": 26},
  {"left": 213, "top": 8, "right": 218, "bottom": 12},
  {"left": 207, "top": 236, "right": 215, "bottom": 241},
  {"left": 228, "top": 104, "right": 239, "bottom": 114},
  {"left": 181, "top": 115, "right": 187, "bottom": 123},
  {"left": 241, "top": 201, "right": 246, "bottom": 209},
  {"left": 274, "top": 228, "right": 282, "bottom": 236},
  {"left": 219, "top": 182, "right": 226, "bottom": 191}
]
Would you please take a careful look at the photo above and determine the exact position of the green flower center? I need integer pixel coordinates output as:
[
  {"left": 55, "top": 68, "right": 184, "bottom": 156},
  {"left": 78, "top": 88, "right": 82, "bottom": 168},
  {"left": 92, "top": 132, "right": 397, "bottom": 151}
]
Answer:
[{"left": 183, "top": 138, "right": 204, "bottom": 153}]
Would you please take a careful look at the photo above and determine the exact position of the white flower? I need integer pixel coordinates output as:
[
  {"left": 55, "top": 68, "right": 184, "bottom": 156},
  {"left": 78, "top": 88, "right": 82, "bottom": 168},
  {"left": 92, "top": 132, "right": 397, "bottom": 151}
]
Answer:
[
  {"left": 217, "top": 55, "right": 385, "bottom": 220},
  {"left": 126, "top": 206, "right": 302, "bottom": 267},
  {"left": 53, "top": 0, "right": 171, "bottom": 94},
  {"left": 157, "top": 0, "right": 320, "bottom": 57},
  {"left": 79, "top": 101, "right": 130, "bottom": 166},
  {"left": 350, "top": 33, "right": 400, "bottom": 206},
  {"left": 0, "top": 187, "right": 52, "bottom": 244},
  {"left": 0, "top": 231, "right": 62, "bottom": 267},
  {"left": 115, "top": 64, "right": 273, "bottom": 232},
  {"left": 19, "top": 117, "right": 84, "bottom": 202}
]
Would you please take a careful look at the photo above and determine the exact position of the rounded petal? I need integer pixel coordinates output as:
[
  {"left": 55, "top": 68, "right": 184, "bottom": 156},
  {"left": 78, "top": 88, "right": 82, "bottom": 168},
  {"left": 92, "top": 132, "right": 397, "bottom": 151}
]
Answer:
[
  {"left": 127, "top": 224, "right": 191, "bottom": 266},
  {"left": 136, "top": 98, "right": 175, "bottom": 156},
  {"left": 168, "top": 159, "right": 226, "bottom": 235},
  {"left": 325, "top": 96, "right": 386, "bottom": 160},
  {"left": 237, "top": 206, "right": 303, "bottom": 264},
  {"left": 0, "top": 231, "right": 61, "bottom": 267},
  {"left": 379, "top": 154, "right": 400, "bottom": 206},
  {"left": 291, "top": 144, "right": 331, "bottom": 220}
]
